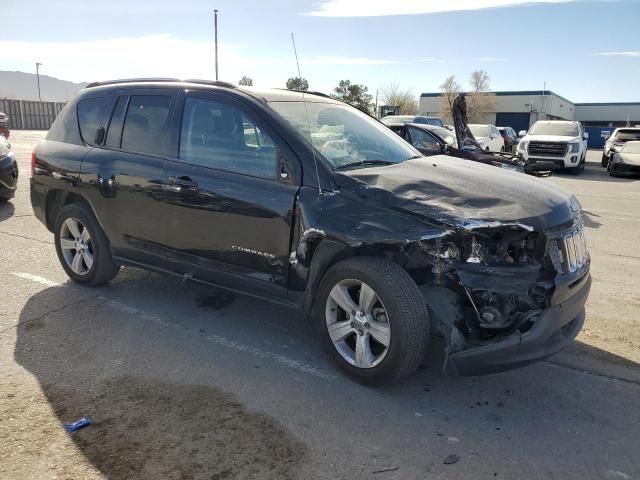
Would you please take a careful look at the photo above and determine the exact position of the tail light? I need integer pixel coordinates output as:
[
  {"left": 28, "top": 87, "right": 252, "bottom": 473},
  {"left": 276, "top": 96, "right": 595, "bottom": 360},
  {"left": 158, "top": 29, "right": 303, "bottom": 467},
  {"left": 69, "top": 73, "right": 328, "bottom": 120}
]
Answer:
[{"left": 31, "top": 148, "right": 36, "bottom": 177}]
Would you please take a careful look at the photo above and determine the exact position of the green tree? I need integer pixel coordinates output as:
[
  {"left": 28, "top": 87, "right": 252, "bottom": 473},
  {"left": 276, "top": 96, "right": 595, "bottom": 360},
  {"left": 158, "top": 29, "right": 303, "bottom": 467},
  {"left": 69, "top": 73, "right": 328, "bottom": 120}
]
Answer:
[
  {"left": 331, "top": 80, "right": 373, "bottom": 112},
  {"left": 238, "top": 76, "right": 253, "bottom": 86},
  {"left": 286, "top": 77, "right": 309, "bottom": 91}
]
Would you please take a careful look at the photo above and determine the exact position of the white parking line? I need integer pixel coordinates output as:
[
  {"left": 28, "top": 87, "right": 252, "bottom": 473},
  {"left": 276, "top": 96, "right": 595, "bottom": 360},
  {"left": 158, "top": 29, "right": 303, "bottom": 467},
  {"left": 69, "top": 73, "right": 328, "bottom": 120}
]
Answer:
[
  {"left": 10, "top": 271, "right": 336, "bottom": 380},
  {"left": 10, "top": 272, "right": 62, "bottom": 287}
]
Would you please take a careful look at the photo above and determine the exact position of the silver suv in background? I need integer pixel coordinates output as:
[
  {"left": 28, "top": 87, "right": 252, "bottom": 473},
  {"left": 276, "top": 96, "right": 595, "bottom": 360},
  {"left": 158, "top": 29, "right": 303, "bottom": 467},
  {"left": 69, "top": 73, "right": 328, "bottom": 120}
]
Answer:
[
  {"left": 517, "top": 121, "right": 588, "bottom": 174},
  {"left": 602, "top": 127, "right": 640, "bottom": 167}
]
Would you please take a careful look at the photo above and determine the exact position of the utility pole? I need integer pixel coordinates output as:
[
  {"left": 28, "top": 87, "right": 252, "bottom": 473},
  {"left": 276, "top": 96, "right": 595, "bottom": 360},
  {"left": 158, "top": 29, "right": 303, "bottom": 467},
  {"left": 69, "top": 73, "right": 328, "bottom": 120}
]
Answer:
[
  {"left": 35, "top": 62, "right": 42, "bottom": 101},
  {"left": 541, "top": 81, "right": 546, "bottom": 120},
  {"left": 214, "top": 10, "right": 219, "bottom": 81}
]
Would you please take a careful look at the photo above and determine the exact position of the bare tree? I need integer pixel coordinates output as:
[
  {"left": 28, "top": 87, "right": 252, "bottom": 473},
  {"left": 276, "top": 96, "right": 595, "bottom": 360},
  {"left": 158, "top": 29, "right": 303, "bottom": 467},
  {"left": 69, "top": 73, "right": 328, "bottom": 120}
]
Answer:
[
  {"left": 466, "top": 69, "right": 495, "bottom": 122},
  {"left": 380, "top": 82, "right": 418, "bottom": 115},
  {"left": 439, "top": 75, "right": 461, "bottom": 122}
]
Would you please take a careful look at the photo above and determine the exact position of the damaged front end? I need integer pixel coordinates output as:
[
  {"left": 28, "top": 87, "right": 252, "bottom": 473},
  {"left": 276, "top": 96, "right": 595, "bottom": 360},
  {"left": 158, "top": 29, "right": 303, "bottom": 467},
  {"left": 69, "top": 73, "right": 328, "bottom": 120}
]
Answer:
[{"left": 409, "top": 218, "right": 590, "bottom": 376}]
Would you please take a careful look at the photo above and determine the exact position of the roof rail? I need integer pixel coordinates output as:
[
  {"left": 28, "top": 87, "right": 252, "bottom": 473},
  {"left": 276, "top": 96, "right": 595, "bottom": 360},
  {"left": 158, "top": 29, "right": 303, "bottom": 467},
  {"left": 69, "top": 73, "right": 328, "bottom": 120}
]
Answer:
[
  {"left": 85, "top": 78, "right": 237, "bottom": 89},
  {"left": 274, "top": 88, "right": 332, "bottom": 99}
]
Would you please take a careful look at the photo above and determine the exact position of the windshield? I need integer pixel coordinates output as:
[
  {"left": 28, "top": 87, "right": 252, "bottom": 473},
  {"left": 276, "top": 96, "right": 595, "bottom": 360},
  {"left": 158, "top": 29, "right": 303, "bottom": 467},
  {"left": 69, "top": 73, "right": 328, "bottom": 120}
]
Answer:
[
  {"left": 616, "top": 129, "right": 640, "bottom": 141},
  {"left": 469, "top": 125, "right": 490, "bottom": 138},
  {"left": 622, "top": 141, "right": 640, "bottom": 153},
  {"left": 529, "top": 122, "right": 579, "bottom": 136},
  {"left": 269, "top": 101, "right": 420, "bottom": 169},
  {"left": 426, "top": 126, "right": 456, "bottom": 145}
]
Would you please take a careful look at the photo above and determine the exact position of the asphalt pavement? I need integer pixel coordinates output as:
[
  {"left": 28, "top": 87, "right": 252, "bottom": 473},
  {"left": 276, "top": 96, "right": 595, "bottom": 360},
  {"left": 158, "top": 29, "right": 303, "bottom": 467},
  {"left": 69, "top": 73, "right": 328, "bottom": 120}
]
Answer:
[{"left": 1, "top": 131, "right": 638, "bottom": 480}]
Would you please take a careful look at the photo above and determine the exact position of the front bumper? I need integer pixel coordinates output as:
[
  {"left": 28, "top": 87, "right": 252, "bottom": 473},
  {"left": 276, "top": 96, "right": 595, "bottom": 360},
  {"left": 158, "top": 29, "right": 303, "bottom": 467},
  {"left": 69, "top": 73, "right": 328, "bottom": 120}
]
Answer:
[
  {"left": 519, "top": 150, "right": 581, "bottom": 170},
  {"left": 447, "top": 271, "right": 591, "bottom": 376}
]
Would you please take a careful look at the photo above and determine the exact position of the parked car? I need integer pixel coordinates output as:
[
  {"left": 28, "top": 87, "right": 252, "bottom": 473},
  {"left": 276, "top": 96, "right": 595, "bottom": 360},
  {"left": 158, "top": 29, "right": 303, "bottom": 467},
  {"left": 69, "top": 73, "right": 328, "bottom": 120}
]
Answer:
[
  {"left": 0, "top": 111, "right": 10, "bottom": 139},
  {"left": 602, "top": 127, "right": 640, "bottom": 167},
  {"left": 0, "top": 135, "right": 18, "bottom": 202},
  {"left": 517, "top": 120, "right": 588, "bottom": 173},
  {"left": 386, "top": 122, "right": 524, "bottom": 172},
  {"left": 607, "top": 140, "right": 640, "bottom": 177},
  {"left": 468, "top": 124, "right": 505, "bottom": 152},
  {"left": 31, "top": 79, "right": 590, "bottom": 385},
  {"left": 498, "top": 126, "right": 518, "bottom": 153},
  {"left": 381, "top": 115, "right": 444, "bottom": 127}
]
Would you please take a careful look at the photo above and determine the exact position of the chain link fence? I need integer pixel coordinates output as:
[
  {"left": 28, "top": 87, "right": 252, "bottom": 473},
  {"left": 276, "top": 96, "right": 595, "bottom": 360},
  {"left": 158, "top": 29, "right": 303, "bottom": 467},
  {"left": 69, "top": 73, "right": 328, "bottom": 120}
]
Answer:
[{"left": 0, "top": 99, "right": 66, "bottom": 130}]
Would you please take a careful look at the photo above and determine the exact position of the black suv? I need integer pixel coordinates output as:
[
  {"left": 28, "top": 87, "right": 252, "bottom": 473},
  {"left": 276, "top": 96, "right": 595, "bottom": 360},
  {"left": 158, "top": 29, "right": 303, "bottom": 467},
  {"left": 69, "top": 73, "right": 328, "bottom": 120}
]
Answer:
[{"left": 31, "top": 79, "right": 591, "bottom": 385}]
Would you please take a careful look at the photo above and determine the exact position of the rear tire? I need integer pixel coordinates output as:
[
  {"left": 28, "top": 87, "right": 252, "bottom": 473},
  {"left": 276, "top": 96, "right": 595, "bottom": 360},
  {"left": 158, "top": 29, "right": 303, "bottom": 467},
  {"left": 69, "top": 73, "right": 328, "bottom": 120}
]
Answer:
[
  {"left": 54, "top": 203, "right": 119, "bottom": 286},
  {"left": 314, "top": 257, "right": 430, "bottom": 386}
]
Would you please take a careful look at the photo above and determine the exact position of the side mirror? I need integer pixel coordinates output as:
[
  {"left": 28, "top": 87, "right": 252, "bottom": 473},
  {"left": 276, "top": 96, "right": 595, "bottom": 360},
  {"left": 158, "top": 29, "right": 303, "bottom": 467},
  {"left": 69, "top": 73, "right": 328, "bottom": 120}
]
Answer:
[
  {"left": 518, "top": 130, "right": 527, "bottom": 138},
  {"left": 583, "top": 132, "right": 589, "bottom": 140}
]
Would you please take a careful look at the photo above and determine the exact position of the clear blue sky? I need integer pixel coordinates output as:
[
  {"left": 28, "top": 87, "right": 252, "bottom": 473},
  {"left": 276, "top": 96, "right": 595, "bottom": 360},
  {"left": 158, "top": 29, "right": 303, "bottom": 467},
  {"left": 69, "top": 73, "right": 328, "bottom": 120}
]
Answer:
[{"left": 3, "top": 0, "right": 639, "bottom": 102}]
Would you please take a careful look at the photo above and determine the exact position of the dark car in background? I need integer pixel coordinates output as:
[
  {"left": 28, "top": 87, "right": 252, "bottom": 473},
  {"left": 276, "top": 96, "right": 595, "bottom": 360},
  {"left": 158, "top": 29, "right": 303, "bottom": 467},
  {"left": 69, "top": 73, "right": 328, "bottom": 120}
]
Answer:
[
  {"left": 31, "top": 79, "right": 590, "bottom": 384},
  {"left": 386, "top": 122, "right": 525, "bottom": 172},
  {"left": 0, "top": 112, "right": 10, "bottom": 139},
  {"left": 0, "top": 135, "right": 18, "bottom": 202},
  {"left": 602, "top": 128, "right": 640, "bottom": 167},
  {"left": 498, "top": 126, "right": 519, "bottom": 153},
  {"left": 381, "top": 115, "right": 444, "bottom": 127}
]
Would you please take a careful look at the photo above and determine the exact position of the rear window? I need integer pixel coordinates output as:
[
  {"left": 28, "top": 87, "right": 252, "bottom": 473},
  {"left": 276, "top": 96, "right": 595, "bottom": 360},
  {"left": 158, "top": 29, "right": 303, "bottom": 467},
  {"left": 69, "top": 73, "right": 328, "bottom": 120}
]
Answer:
[
  {"left": 121, "top": 95, "right": 171, "bottom": 156},
  {"left": 77, "top": 97, "right": 106, "bottom": 145},
  {"left": 46, "top": 102, "right": 82, "bottom": 145},
  {"left": 615, "top": 129, "right": 640, "bottom": 141}
]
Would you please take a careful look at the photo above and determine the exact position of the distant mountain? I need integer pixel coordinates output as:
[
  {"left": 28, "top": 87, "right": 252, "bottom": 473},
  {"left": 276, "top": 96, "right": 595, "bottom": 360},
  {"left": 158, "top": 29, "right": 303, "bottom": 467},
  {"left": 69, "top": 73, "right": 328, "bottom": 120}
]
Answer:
[{"left": 0, "top": 71, "right": 88, "bottom": 102}]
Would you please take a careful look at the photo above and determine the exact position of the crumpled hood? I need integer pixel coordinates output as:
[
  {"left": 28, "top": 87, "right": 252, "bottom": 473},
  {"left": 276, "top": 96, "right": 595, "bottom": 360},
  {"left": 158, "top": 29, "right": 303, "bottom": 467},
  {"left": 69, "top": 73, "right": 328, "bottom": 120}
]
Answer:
[{"left": 335, "top": 156, "right": 575, "bottom": 231}]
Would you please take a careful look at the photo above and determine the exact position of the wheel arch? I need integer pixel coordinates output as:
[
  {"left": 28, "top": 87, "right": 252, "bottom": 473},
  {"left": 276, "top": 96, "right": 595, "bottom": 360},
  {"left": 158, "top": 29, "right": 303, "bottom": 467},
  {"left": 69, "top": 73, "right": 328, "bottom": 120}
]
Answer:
[
  {"left": 45, "top": 189, "right": 95, "bottom": 232},
  {"left": 301, "top": 238, "right": 409, "bottom": 318}
]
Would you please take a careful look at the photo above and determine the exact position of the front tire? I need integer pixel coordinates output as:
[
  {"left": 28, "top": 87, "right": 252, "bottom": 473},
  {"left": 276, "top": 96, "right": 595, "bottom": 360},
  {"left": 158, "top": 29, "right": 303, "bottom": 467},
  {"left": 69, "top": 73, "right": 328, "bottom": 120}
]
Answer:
[
  {"left": 315, "top": 257, "right": 430, "bottom": 386},
  {"left": 601, "top": 153, "right": 608, "bottom": 167},
  {"left": 54, "top": 203, "right": 119, "bottom": 286}
]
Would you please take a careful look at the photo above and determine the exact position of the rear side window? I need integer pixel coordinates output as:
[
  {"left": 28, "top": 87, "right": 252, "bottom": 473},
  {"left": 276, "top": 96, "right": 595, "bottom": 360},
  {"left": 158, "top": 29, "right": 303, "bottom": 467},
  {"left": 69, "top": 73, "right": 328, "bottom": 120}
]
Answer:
[
  {"left": 77, "top": 97, "right": 106, "bottom": 145},
  {"left": 121, "top": 95, "right": 171, "bottom": 156},
  {"left": 46, "top": 102, "right": 82, "bottom": 145}
]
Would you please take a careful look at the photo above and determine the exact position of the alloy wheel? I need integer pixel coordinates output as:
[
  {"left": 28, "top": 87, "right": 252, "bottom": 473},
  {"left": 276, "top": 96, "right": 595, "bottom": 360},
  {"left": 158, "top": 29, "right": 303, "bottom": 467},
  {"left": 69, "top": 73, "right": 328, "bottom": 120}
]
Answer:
[
  {"left": 59, "top": 217, "right": 94, "bottom": 275},
  {"left": 325, "top": 279, "right": 391, "bottom": 369}
]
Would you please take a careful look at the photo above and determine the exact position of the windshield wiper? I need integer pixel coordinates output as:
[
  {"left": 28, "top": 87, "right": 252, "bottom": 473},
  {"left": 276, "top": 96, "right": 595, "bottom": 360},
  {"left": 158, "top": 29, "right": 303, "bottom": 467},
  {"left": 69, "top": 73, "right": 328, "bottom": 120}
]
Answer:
[{"left": 334, "top": 160, "right": 395, "bottom": 171}]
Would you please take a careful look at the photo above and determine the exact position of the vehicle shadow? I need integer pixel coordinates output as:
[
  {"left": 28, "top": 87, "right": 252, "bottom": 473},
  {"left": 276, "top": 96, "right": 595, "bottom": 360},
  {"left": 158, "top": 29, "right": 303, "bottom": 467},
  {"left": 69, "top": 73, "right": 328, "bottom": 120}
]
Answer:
[
  {"left": 13, "top": 283, "right": 310, "bottom": 480},
  {"left": 13, "top": 279, "right": 640, "bottom": 479},
  {"left": 0, "top": 199, "right": 15, "bottom": 222}
]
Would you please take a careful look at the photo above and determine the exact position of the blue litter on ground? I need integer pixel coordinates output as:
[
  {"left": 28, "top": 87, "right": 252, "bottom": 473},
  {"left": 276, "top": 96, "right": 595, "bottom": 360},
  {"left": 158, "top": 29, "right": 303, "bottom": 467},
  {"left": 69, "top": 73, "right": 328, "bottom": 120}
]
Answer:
[{"left": 64, "top": 416, "right": 93, "bottom": 432}]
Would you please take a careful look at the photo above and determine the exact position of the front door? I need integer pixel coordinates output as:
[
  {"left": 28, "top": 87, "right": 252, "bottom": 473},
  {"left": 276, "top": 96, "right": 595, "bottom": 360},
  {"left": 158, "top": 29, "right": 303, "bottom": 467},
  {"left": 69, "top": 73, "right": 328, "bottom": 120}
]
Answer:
[{"left": 163, "top": 92, "right": 299, "bottom": 298}]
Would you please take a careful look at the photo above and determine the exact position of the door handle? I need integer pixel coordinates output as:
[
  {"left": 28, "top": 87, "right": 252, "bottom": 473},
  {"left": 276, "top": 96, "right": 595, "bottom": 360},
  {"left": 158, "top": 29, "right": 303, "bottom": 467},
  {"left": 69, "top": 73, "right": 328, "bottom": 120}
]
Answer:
[{"left": 167, "top": 176, "right": 198, "bottom": 189}]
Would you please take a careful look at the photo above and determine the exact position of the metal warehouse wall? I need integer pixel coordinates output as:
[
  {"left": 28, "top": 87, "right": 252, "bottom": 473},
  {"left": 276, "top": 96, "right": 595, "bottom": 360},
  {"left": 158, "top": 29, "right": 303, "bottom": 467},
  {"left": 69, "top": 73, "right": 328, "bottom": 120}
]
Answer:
[
  {"left": 0, "top": 99, "right": 66, "bottom": 130},
  {"left": 575, "top": 103, "right": 640, "bottom": 123}
]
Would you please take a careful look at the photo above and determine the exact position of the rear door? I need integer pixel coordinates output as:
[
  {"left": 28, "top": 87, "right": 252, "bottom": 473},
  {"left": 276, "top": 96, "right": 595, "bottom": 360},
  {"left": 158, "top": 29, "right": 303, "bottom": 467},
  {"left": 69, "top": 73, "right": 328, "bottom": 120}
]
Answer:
[
  {"left": 163, "top": 91, "right": 300, "bottom": 298},
  {"left": 80, "top": 89, "right": 176, "bottom": 266}
]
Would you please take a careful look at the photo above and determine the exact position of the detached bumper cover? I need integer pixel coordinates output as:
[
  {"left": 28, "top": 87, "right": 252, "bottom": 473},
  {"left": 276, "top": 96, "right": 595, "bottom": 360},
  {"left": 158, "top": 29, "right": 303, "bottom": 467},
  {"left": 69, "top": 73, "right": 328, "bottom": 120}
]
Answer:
[{"left": 448, "top": 272, "right": 591, "bottom": 376}]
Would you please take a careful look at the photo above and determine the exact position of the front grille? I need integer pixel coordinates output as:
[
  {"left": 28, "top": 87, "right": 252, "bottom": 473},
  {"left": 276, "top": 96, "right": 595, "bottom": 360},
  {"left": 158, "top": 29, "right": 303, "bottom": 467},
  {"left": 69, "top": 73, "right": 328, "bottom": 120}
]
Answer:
[
  {"left": 548, "top": 224, "right": 589, "bottom": 274},
  {"left": 562, "top": 227, "right": 588, "bottom": 273},
  {"left": 528, "top": 142, "right": 568, "bottom": 157}
]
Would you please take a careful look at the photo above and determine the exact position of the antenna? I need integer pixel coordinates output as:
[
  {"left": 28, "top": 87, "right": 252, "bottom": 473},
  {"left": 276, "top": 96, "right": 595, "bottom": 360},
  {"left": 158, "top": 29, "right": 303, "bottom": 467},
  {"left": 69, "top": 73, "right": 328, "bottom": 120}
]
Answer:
[{"left": 291, "top": 33, "right": 322, "bottom": 194}]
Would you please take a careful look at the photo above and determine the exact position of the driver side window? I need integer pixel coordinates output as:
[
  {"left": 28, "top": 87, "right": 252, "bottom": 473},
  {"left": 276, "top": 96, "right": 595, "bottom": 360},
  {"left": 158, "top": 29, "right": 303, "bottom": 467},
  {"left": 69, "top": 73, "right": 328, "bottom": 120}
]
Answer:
[
  {"left": 407, "top": 127, "right": 441, "bottom": 154},
  {"left": 179, "top": 97, "right": 277, "bottom": 178}
]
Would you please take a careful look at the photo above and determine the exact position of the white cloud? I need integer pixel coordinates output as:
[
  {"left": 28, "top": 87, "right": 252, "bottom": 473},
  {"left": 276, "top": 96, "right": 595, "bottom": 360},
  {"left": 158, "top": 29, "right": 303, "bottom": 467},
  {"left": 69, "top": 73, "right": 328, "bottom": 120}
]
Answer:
[
  {"left": 414, "top": 57, "right": 445, "bottom": 63},
  {"left": 593, "top": 51, "right": 640, "bottom": 57},
  {"left": 0, "top": 34, "right": 397, "bottom": 86},
  {"left": 475, "top": 57, "right": 509, "bottom": 62},
  {"left": 306, "top": 0, "right": 577, "bottom": 17},
  {"left": 307, "top": 56, "right": 398, "bottom": 65}
]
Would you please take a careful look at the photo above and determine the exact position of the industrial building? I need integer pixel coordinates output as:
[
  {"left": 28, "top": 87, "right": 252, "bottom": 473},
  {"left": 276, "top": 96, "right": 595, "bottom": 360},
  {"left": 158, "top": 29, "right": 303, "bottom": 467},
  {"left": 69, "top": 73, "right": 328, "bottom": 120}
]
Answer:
[{"left": 419, "top": 90, "right": 640, "bottom": 148}]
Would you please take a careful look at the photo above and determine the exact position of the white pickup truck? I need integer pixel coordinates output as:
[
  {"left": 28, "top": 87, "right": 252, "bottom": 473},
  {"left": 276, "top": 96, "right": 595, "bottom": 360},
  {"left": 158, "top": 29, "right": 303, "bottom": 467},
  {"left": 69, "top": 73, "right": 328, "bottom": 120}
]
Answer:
[{"left": 517, "top": 120, "right": 588, "bottom": 174}]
